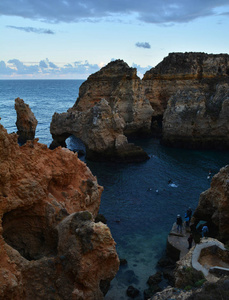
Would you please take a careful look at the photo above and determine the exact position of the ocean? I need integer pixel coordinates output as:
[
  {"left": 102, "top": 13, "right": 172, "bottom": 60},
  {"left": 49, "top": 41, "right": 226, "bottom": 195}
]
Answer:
[{"left": 0, "top": 80, "right": 228, "bottom": 299}]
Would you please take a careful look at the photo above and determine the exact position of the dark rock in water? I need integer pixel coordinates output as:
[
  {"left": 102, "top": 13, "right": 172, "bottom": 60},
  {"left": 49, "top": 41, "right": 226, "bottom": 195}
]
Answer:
[
  {"left": 147, "top": 271, "right": 162, "bottom": 286},
  {"left": 126, "top": 285, "right": 140, "bottom": 298},
  {"left": 120, "top": 258, "right": 128, "bottom": 266},
  {"left": 14, "top": 97, "right": 38, "bottom": 144},
  {"left": 95, "top": 213, "right": 107, "bottom": 224},
  {"left": 144, "top": 285, "right": 162, "bottom": 300}
]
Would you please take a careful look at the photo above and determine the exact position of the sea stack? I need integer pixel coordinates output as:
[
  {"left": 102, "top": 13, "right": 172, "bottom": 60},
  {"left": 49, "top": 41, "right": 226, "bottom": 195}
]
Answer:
[{"left": 15, "top": 97, "right": 38, "bottom": 144}]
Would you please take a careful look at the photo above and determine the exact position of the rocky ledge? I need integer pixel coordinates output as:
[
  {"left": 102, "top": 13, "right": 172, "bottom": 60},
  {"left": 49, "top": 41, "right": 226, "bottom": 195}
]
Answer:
[{"left": 0, "top": 121, "right": 119, "bottom": 300}]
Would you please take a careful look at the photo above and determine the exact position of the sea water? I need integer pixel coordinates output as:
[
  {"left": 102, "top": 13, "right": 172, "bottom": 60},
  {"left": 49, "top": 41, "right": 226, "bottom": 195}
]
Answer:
[{"left": 0, "top": 80, "right": 228, "bottom": 299}]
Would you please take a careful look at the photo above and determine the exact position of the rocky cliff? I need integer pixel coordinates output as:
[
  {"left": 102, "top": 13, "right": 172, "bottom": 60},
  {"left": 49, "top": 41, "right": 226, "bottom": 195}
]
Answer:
[
  {"left": 51, "top": 53, "right": 229, "bottom": 157},
  {"left": 50, "top": 60, "right": 152, "bottom": 162},
  {"left": 192, "top": 165, "right": 229, "bottom": 243},
  {"left": 143, "top": 52, "right": 229, "bottom": 149},
  {"left": 15, "top": 97, "right": 38, "bottom": 144},
  {"left": 0, "top": 121, "right": 119, "bottom": 299}
]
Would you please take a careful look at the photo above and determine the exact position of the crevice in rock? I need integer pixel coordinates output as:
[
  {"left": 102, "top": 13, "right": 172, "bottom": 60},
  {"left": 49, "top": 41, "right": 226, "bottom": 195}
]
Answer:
[{"left": 2, "top": 207, "right": 58, "bottom": 261}]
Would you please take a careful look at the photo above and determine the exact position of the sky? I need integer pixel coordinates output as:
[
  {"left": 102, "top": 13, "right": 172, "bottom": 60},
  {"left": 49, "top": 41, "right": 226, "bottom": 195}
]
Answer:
[{"left": 1, "top": 0, "right": 229, "bottom": 79}]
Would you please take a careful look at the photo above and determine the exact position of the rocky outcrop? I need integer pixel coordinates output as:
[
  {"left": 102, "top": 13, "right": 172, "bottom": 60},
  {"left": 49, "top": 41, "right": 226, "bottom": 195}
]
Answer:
[
  {"left": 50, "top": 60, "right": 153, "bottom": 162},
  {"left": 142, "top": 52, "right": 229, "bottom": 149},
  {"left": 15, "top": 97, "right": 38, "bottom": 144},
  {"left": 51, "top": 53, "right": 229, "bottom": 157},
  {"left": 192, "top": 165, "right": 229, "bottom": 242},
  {"left": 71, "top": 59, "right": 154, "bottom": 137},
  {"left": 0, "top": 121, "right": 119, "bottom": 299}
]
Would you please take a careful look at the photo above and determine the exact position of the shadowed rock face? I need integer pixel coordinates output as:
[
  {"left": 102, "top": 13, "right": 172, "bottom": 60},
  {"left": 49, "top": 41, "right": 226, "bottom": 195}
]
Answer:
[
  {"left": 0, "top": 121, "right": 119, "bottom": 300},
  {"left": 143, "top": 52, "right": 229, "bottom": 149},
  {"left": 15, "top": 97, "right": 38, "bottom": 144},
  {"left": 192, "top": 165, "right": 229, "bottom": 242}
]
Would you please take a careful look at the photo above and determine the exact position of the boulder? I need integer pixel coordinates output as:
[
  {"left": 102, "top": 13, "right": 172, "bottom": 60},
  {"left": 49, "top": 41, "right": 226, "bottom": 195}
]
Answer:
[
  {"left": 15, "top": 98, "right": 38, "bottom": 144},
  {"left": 0, "top": 121, "right": 119, "bottom": 300}
]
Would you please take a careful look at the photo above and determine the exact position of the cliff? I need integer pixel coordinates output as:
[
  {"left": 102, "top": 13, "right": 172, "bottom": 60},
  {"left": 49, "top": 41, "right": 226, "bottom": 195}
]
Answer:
[
  {"left": 143, "top": 52, "right": 229, "bottom": 149},
  {"left": 0, "top": 121, "right": 119, "bottom": 299},
  {"left": 15, "top": 97, "right": 38, "bottom": 144},
  {"left": 51, "top": 53, "right": 229, "bottom": 156},
  {"left": 192, "top": 165, "right": 229, "bottom": 243}
]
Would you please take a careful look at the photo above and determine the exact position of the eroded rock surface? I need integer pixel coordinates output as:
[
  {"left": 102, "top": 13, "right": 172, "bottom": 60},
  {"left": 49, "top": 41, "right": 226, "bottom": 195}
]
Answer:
[
  {"left": 0, "top": 121, "right": 119, "bottom": 300},
  {"left": 50, "top": 60, "right": 153, "bottom": 162},
  {"left": 51, "top": 53, "right": 229, "bottom": 157},
  {"left": 192, "top": 165, "right": 229, "bottom": 242},
  {"left": 15, "top": 97, "right": 38, "bottom": 144},
  {"left": 143, "top": 52, "right": 229, "bottom": 149}
]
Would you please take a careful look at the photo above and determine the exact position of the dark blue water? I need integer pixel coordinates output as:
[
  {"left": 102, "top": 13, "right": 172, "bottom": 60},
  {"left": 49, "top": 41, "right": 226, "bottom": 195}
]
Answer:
[{"left": 0, "top": 80, "right": 228, "bottom": 299}]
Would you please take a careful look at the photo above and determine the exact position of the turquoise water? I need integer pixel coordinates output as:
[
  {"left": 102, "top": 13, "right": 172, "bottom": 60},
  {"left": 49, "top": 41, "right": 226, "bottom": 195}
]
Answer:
[{"left": 0, "top": 80, "right": 228, "bottom": 299}]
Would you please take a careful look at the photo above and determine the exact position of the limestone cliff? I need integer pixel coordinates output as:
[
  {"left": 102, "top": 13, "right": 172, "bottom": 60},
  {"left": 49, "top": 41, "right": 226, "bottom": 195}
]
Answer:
[
  {"left": 15, "top": 97, "right": 38, "bottom": 144},
  {"left": 0, "top": 121, "right": 119, "bottom": 300},
  {"left": 50, "top": 61, "right": 152, "bottom": 162},
  {"left": 143, "top": 52, "right": 229, "bottom": 149},
  {"left": 51, "top": 53, "right": 229, "bottom": 155},
  {"left": 192, "top": 165, "right": 229, "bottom": 242},
  {"left": 71, "top": 59, "right": 153, "bottom": 137}
]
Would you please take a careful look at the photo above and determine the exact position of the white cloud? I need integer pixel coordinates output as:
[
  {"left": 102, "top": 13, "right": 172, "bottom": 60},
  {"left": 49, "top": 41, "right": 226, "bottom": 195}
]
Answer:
[
  {"left": 0, "top": 59, "right": 101, "bottom": 78},
  {"left": 0, "top": 0, "right": 229, "bottom": 24}
]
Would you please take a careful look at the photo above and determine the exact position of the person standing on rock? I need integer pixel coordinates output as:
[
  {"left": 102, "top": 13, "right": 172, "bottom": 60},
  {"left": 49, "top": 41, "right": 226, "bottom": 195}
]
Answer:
[
  {"left": 187, "top": 233, "right": 193, "bottom": 249},
  {"left": 176, "top": 214, "right": 183, "bottom": 233}
]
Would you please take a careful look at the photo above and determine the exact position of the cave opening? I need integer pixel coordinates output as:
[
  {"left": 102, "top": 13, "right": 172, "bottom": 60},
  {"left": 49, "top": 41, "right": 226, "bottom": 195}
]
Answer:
[
  {"left": 66, "top": 135, "right": 86, "bottom": 157},
  {"left": 2, "top": 207, "right": 58, "bottom": 261}
]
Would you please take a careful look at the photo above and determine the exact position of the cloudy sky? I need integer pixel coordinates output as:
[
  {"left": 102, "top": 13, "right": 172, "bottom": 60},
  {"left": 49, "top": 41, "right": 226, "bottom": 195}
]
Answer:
[{"left": 1, "top": 0, "right": 229, "bottom": 79}]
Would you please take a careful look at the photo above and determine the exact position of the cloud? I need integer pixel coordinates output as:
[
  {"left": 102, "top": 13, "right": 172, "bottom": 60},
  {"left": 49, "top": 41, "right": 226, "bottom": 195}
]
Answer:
[
  {"left": 1, "top": 1, "right": 229, "bottom": 24},
  {"left": 0, "top": 59, "right": 101, "bottom": 78},
  {"left": 0, "top": 58, "right": 152, "bottom": 79},
  {"left": 135, "top": 42, "right": 151, "bottom": 49},
  {"left": 6, "top": 26, "right": 55, "bottom": 34}
]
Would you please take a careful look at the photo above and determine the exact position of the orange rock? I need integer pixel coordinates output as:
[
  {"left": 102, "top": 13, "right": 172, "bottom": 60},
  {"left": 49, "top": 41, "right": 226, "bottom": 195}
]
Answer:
[
  {"left": 0, "top": 122, "right": 119, "bottom": 299},
  {"left": 15, "top": 98, "right": 38, "bottom": 144}
]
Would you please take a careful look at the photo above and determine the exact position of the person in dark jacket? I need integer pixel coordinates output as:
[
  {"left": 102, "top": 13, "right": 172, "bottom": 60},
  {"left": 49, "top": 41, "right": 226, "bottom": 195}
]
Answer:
[{"left": 176, "top": 214, "right": 183, "bottom": 233}]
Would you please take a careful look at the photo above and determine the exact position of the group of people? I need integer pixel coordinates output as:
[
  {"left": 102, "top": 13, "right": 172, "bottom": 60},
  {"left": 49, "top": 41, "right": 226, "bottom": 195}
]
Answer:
[
  {"left": 176, "top": 207, "right": 209, "bottom": 250},
  {"left": 176, "top": 207, "right": 192, "bottom": 234}
]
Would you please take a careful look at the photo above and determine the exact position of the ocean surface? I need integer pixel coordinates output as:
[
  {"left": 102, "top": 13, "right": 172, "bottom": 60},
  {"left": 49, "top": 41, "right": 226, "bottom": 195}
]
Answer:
[{"left": 0, "top": 80, "right": 228, "bottom": 299}]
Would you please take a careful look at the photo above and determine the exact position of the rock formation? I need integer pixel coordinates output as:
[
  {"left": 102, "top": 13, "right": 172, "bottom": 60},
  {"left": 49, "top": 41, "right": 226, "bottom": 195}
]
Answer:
[
  {"left": 192, "top": 165, "right": 229, "bottom": 242},
  {"left": 143, "top": 52, "right": 229, "bottom": 149},
  {"left": 0, "top": 121, "right": 119, "bottom": 300},
  {"left": 50, "top": 53, "right": 229, "bottom": 158},
  {"left": 15, "top": 97, "right": 38, "bottom": 144},
  {"left": 50, "top": 63, "right": 151, "bottom": 162},
  {"left": 71, "top": 59, "right": 154, "bottom": 137}
]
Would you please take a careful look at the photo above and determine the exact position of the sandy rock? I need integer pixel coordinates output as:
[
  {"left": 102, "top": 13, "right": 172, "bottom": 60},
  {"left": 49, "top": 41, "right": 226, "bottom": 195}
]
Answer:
[
  {"left": 0, "top": 121, "right": 119, "bottom": 299},
  {"left": 15, "top": 97, "right": 38, "bottom": 144}
]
